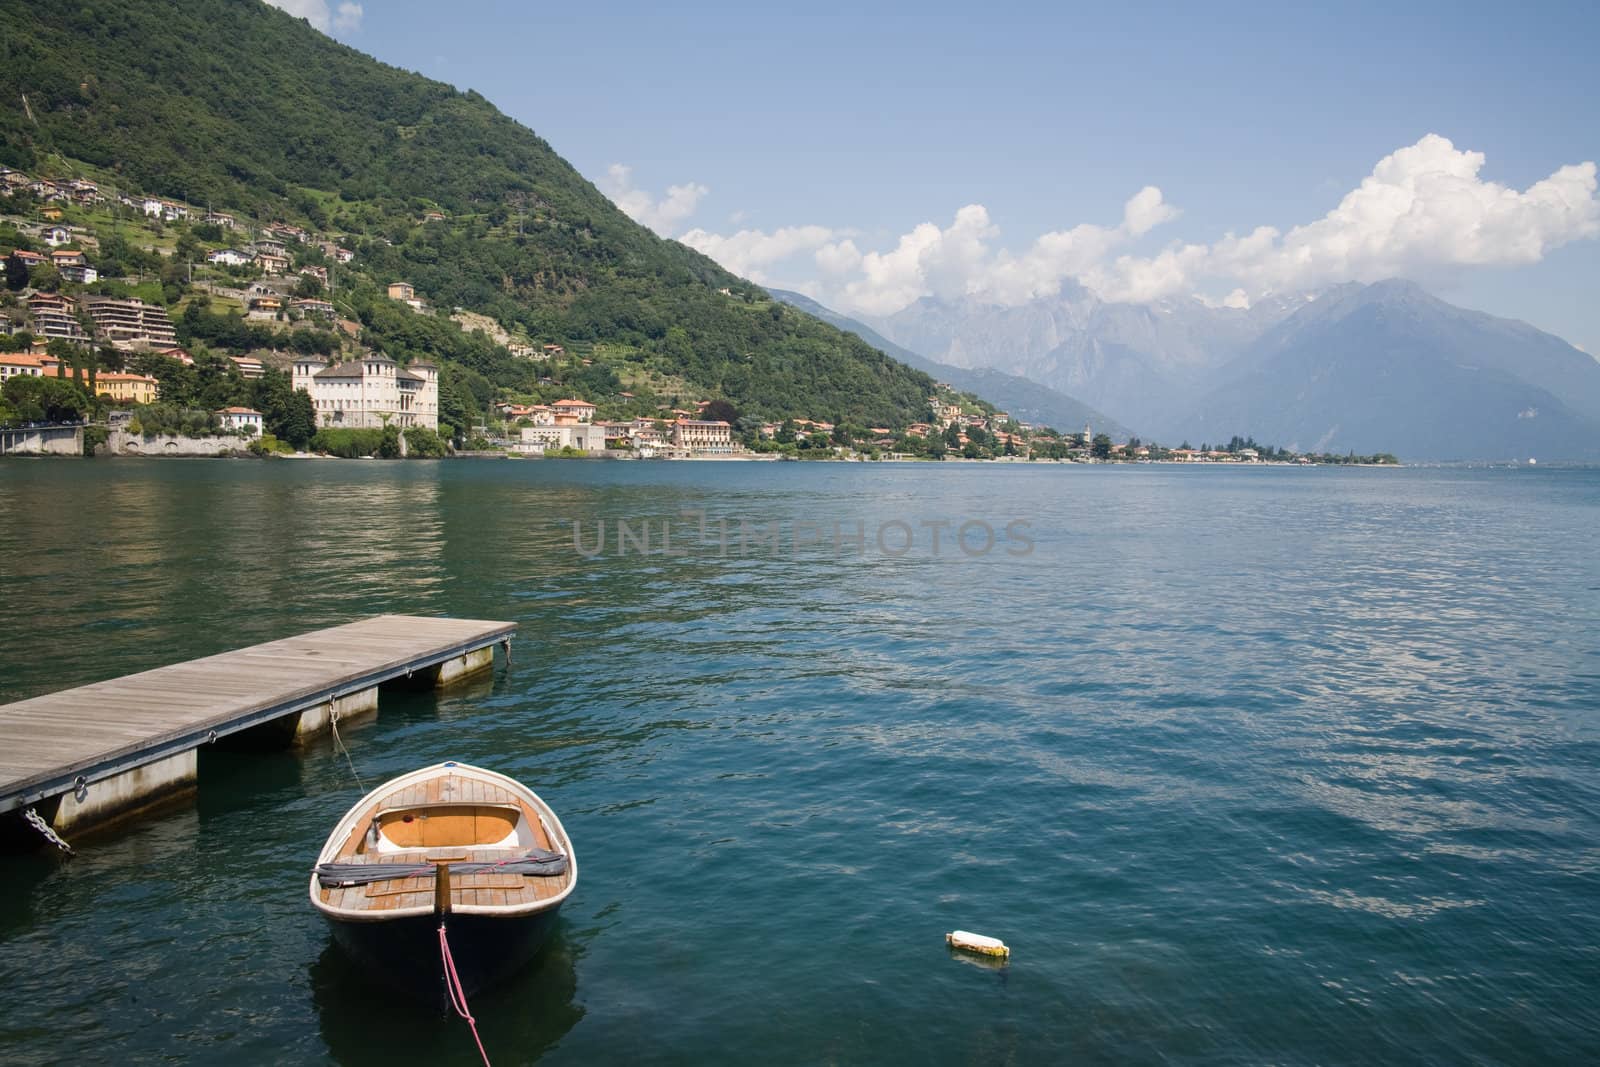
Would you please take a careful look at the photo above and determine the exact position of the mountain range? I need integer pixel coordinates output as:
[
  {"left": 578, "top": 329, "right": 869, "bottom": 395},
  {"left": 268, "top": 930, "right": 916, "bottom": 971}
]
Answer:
[
  {"left": 864, "top": 281, "right": 1600, "bottom": 460},
  {"left": 768, "top": 289, "right": 1131, "bottom": 437}
]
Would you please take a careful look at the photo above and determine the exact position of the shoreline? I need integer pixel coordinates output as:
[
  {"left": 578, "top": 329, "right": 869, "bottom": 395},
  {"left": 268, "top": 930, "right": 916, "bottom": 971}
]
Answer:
[{"left": 1, "top": 449, "right": 1419, "bottom": 467}]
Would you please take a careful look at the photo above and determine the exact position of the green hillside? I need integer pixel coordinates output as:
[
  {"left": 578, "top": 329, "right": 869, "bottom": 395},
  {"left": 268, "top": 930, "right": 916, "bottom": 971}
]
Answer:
[{"left": 0, "top": 0, "right": 942, "bottom": 429}]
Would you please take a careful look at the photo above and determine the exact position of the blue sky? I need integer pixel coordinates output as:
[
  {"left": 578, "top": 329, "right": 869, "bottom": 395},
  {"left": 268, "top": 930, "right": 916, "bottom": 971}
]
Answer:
[{"left": 278, "top": 0, "right": 1600, "bottom": 352}]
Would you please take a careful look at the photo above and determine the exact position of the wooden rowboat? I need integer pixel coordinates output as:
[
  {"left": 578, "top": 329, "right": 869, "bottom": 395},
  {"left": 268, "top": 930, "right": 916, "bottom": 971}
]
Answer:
[{"left": 309, "top": 761, "right": 577, "bottom": 996}]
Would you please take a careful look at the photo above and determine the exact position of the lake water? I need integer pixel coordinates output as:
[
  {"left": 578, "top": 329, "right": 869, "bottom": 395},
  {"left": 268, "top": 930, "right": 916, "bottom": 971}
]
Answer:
[{"left": 1, "top": 459, "right": 1597, "bottom": 1065}]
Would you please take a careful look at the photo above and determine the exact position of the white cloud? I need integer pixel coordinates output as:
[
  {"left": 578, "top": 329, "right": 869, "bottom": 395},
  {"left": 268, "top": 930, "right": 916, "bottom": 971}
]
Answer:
[
  {"left": 677, "top": 224, "right": 840, "bottom": 285},
  {"left": 262, "top": 0, "right": 362, "bottom": 33},
  {"left": 602, "top": 164, "right": 709, "bottom": 237},
  {"left": 669, "top": 135, "right": 1599, "bottom": 317},
  {"left": 1092, "top": 135, "right": 1600, "bottom": 302},
  {"left": 333, "top": 2, "right": 364, "bottom": 31}
]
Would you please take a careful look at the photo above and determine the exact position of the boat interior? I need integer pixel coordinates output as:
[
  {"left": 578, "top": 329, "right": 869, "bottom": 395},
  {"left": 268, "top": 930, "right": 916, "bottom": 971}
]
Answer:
[{"left": 317, "top": 772, "right": 572, "bottom": 915}]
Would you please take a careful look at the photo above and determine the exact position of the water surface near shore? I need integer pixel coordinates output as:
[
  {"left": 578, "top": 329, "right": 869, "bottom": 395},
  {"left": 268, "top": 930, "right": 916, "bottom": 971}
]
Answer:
[{"left": 1, "top": 459, "right": 1597, "bottom": 1064}]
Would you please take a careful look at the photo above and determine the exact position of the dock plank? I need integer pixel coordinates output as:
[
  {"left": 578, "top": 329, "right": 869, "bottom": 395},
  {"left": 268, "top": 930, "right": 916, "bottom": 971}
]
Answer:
[{"left": 0, "top": 615, "right": 515, "bottom": 813}]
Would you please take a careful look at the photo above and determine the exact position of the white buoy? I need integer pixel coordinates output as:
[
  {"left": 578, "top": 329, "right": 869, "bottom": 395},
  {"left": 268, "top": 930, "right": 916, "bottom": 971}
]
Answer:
[{"left": 946, "top": 930, "right": 1010, "bottom": 959}]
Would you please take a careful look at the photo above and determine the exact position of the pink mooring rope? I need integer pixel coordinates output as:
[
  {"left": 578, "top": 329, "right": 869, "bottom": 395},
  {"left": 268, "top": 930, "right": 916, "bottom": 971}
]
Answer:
[{"left": 439, "top": 922, "right": 492, "bottom": 1067}]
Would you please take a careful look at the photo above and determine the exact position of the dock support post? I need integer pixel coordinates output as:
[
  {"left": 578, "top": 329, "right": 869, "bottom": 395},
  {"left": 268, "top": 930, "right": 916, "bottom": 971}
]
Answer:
[
  {"left": 49, "top": 749, "right": 198, "bottom": 836},
  {"left": 433, "top": 646, "right": 495, "bottom": 687},
  {"left": 291, "top": 687, "right": 379, "bottom": 745}
]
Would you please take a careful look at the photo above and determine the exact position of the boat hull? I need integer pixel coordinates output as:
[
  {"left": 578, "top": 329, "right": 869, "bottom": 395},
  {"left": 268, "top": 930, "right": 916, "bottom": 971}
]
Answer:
[{"left": 325, "top": 906, "right": 563, "bottom": 999}]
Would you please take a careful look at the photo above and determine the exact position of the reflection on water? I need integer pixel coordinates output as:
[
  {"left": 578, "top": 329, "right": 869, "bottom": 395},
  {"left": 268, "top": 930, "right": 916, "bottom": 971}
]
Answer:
[
  {"left": 1, "top": 461, "right": 1598, "bottom": 1063},
  {"left": 311, "top": 930, "right": 584, "bottom": 1066}
]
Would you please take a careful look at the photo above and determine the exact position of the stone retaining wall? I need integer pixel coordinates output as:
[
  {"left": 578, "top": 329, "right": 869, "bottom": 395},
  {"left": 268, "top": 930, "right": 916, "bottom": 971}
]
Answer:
[
  {"left": 109, "top": 431, "right": 250, "bottom": 456},
  {"left": 0, "top": 426, "right": 83, "bottom": 455}
]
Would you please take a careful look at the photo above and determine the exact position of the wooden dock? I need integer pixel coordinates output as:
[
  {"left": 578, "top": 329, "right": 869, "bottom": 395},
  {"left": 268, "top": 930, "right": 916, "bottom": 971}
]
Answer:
[{"left": 0, "top": 615, "right": 516, "bottom": 839}]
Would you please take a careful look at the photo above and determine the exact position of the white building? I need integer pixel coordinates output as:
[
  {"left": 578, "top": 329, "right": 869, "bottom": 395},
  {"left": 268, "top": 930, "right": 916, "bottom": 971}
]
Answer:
[
  {"left": 516, "top": 423, "right": 605, "bottom": 454},
  {"left": 207, "top": 248, "right": 251, "bottom": 267},
  {"left": 292, "top": 353, "right": 439, "bottom": 431},
  {"left": 217, "top": 407, "right": 263, "bottom": 434}
]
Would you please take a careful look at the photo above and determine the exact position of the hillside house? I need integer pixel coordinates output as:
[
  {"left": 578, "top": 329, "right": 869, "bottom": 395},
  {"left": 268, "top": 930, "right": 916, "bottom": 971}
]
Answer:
[
  {"left": 84, "top": 296, "right": 177, "bottom": 349},
  {"left": 551, "top": 398, "right": 596, "bottom": 422},
  {"left": 216, "top": 407, "right": 263, "bottom": 433},
  {"left": 89, "top": 372, "right": 161, "bottom": 406},
  {"left": 246, "top": 293, "right": 282, "bottom": 320},
  {"left": 0, "top": 352, "right": 57, "bottom": 381},
  {"left": 292, "top": 298, "right": 336, "bottom": 321},
  {"left": 27, "top": 293, "right": 87, "bottom": 341}
]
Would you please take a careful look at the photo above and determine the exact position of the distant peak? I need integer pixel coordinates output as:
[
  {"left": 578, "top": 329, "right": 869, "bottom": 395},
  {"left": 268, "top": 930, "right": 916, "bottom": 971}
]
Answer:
[{"left": 1365, "top": 278, "right": 1427, "bottom": 296}]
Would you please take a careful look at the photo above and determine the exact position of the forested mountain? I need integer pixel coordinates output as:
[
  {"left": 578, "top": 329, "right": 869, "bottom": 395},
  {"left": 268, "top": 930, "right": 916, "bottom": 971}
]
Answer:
[
  {"left": 0, "top": 0, "right": 945, "bottom": 429},
  {"left": 769, "top": 289, "right": 1133, "bottom": 437}
]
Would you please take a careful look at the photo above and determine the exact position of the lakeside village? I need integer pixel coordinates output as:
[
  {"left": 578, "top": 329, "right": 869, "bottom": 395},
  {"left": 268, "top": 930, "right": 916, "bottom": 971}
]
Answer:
[{"left": 0, "top": 167, "right": 1397, "bottom": 465}]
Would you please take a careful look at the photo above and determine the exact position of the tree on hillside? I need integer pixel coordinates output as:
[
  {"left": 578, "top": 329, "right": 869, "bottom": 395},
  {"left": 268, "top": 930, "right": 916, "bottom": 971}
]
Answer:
[
  {"left": 2, "top": 375, "right": 91, "bottom": 423},
  {"left": 4, "top": 253, "right": 29, "bottom": 291},
  {"left": 1092, "top": 433, "right": 1113, "bottom": 459},
  {"left": 0, "top": 330, "right": 35, "bottom": 352},
  {"left": 29, "top": 262, "right": 61, "bottom": 293},
  {"left": 249, "top": 369, "right": 315, "bottom": 448}
]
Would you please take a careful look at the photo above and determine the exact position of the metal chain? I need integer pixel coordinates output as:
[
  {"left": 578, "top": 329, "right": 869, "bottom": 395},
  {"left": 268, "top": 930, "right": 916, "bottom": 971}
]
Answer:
[{"left": 23, "top": 807, "right": 75, "bottom": 856}]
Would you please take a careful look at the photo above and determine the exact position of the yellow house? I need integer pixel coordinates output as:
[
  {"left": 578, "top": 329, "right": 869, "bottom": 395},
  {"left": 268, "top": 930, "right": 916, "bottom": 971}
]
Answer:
[
  {"left": 41, "top": 206, "right": 64, "bottom": 221},
  {"left": 90, "top": 372, "right": 161, "bottom": 405}
]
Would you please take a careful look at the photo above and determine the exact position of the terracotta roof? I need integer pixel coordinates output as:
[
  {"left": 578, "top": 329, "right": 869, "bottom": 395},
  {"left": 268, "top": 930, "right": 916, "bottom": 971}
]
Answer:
[
  {"left": 218, "top": 407, "right": 261, "bottom": 415},
  {"left": 315, "top": 363, "right": 366, "bottom": 379}
]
